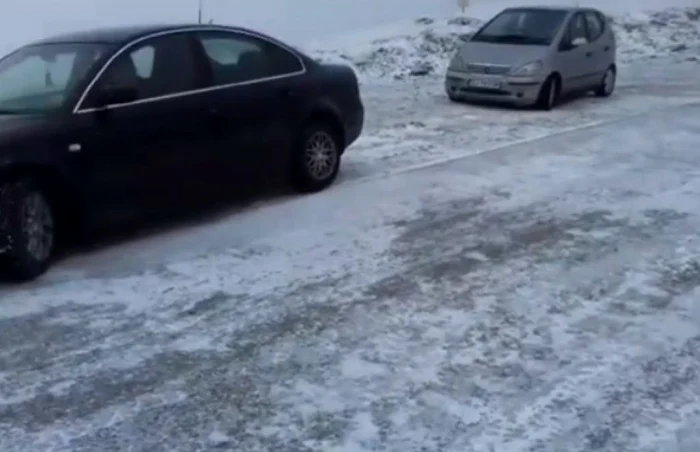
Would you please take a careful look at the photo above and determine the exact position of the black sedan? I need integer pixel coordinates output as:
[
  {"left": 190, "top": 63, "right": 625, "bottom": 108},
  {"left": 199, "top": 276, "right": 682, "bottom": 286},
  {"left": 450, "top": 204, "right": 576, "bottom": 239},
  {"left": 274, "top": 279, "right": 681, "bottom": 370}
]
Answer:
[{"left": 0, "top": 24, "right": 364, "bottom": 281}]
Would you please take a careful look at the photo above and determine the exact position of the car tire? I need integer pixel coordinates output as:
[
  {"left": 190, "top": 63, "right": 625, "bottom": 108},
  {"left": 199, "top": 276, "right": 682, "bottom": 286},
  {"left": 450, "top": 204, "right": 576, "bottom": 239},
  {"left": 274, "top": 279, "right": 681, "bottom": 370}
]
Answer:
[
  {"left": 292, "top": 123, "right": 342, "bottom": 193},
  {"left": 0, "top": 179, "right": 55, "bottom": 281},
  {"left": 595, "top": 66, "right": 616, "bottom": 97},
  {"left": 535, "top": 75, "right": 560, "bottom": 111}
]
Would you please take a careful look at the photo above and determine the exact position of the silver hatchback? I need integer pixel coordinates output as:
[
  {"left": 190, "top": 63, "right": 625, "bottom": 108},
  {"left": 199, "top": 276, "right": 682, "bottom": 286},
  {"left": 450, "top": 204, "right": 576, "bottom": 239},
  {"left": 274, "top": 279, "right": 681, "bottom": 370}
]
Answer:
[{"left": 445, "top": 6, "right": 616, "bottom": 110}]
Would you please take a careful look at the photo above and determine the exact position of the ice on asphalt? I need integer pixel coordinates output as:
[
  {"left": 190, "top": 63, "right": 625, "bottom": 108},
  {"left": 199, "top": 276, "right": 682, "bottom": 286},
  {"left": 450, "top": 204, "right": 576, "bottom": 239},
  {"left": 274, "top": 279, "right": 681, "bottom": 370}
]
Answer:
[
  {"left": 5, "top": 100, "right": 700, "bottom": 452},
  {"left": 2, "top": 1, "right": 700, "bottom": 451}
]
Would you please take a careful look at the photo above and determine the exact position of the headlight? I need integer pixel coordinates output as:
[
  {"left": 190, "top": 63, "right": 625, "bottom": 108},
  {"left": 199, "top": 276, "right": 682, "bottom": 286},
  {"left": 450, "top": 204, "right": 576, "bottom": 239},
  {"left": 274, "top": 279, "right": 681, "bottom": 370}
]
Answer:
[
  {"left": 449, "top": 54, "right": 465, "bottom": 71},
  {"left": 510, "top": 61, "right": 543, "bottom": 76}
]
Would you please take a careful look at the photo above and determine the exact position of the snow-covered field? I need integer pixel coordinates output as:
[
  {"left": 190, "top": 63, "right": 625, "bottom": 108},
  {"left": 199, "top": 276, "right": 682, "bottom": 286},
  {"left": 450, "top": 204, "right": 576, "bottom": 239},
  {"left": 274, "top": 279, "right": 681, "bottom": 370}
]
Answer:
[
  {"left": 2, "top": 1, "right": 700, "bottom": 451},
  {"left": 310, "top": 7, "right": 700, "bottom": 79}
]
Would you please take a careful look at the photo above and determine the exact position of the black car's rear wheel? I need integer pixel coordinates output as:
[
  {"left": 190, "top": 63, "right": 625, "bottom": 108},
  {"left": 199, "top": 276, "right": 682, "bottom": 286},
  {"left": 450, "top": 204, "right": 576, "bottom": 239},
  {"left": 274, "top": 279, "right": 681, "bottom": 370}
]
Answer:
[
  {"left": 292, "top": 123, "right": 341, "bottom": 193},
  {"left": 0, "top": 179, "right": 55, "bottom": 281}
]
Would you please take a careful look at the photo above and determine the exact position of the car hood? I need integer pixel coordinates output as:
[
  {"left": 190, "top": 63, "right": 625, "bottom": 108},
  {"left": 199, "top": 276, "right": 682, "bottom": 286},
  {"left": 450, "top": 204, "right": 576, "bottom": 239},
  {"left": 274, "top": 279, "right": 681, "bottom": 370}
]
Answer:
[
  {"left": 0, "top": 114, "right": 54, "bottom": 159},
  {"left": 0, "top": 114, "right": 49, "bottom": 134},
  {"left": 456, "top": 41, "right": 548, "bottom": 67}
]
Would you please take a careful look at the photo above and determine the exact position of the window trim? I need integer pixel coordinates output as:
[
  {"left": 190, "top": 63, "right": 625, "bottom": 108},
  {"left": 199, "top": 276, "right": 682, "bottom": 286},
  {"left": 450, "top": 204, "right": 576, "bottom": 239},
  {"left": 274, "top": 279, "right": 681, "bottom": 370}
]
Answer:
[
  {"left": 595, "top": 11, "right": 608, "bottom": 30},
  {"left": 570, "top": 12, "right": 588, "bottom": 40},
  {"left": 559, "top": 11, "right": 588, "bottom": 50},
  {"left": 73, "top": 26, "right": 307, "bottom": 114},
  {"left": 583, "top": 11, "right": 604, "bottom": 42}
]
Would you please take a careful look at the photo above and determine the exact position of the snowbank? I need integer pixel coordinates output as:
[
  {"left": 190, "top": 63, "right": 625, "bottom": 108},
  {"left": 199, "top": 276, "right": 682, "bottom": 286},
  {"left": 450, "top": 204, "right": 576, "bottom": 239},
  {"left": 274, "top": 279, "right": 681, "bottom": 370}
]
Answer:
[{"left": 309, "top": 7, "right": 700, "bottom": 79}]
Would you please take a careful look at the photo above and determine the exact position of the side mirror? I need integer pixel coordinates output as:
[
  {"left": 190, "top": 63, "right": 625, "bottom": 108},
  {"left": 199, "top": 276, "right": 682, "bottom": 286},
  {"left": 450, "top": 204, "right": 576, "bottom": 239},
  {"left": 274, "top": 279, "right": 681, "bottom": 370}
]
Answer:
[
  {"left": 571, "top": 37, "right": 587, "bottom": 47},
  {"left": 457, "top": 33, "right": 473, "bottom": 42},
  {"left": 93, "top": 85, "right": 139, "bottom": 108}
]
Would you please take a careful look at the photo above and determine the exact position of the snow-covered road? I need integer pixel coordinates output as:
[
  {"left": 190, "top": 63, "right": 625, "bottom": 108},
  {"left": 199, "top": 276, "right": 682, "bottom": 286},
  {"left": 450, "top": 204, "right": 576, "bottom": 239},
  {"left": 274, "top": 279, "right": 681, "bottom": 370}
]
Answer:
[
  {"left": 2, "top": 58, "right": 700, "bottom": 450},
  {"left": 10, "top": 59, "right": 700, "bottom": 280},
  {"left": 344, "top": 61, "right": 700, "bottom": 181}
]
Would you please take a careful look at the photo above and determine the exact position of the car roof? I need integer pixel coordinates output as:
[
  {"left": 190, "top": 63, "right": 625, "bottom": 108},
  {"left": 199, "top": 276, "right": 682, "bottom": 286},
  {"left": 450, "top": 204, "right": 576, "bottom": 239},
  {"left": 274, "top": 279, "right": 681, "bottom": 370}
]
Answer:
[
  {"left": 503, "top": 5, "right": 591, "bottom": 13},
  {"left": 28, "top": 23, "right": 266, "bottom": 47}
]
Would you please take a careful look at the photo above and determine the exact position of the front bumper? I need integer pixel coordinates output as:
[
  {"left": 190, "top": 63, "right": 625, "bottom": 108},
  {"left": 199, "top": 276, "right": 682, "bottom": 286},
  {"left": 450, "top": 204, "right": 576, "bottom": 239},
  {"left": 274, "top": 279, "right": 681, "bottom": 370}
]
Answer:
[{"left": 445, "top": 70, "right": 545, "bottom": 106}]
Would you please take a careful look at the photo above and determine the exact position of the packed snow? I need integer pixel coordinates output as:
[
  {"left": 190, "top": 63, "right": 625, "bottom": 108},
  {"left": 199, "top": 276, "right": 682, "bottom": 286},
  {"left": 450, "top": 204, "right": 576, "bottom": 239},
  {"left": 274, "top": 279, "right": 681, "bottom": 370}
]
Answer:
[{"left": 2, "top": 1, "right": 700, "bottom": 451}]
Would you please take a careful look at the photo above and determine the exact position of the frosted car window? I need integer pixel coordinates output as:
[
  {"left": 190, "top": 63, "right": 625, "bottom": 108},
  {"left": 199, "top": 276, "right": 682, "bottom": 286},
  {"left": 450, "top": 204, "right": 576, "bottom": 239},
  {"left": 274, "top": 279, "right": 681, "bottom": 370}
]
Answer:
[{"left": 197, "top": 32, "right": 303, "bottom": 85}]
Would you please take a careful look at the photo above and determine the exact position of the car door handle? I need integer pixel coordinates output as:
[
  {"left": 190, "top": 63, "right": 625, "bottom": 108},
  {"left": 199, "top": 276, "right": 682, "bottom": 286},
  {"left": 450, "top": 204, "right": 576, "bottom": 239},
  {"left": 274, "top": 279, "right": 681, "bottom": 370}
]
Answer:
[
  {"left": 208, "top": 107, "right": 224, "bottom": 119},
  {"left": 585, "top": 51, "right": 593, "bottom": 57},
  {"left": 603, "top": 46, "right": 610, "bottom": 51},
  {"left": 208, "top": 108, "right": 226, "bottom": 129},
  {"left": 279, "top": 87, "right": 295, "bottom": 97}
]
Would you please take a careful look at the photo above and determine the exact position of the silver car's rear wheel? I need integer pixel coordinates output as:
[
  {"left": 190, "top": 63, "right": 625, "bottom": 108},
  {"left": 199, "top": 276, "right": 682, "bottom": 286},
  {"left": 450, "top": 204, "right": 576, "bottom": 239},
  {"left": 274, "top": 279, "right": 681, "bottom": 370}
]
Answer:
[{"left": 596, "top": 66, "right": 616, "bottom": 97}]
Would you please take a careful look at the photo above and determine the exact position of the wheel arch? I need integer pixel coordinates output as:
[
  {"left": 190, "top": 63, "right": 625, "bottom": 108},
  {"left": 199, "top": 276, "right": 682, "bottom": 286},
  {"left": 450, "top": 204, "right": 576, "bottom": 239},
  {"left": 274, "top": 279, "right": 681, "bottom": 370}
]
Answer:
[
  {"left": 549, "top": 71, "right": 562, "bottom": 86},
  {"left": 547, "top": 71, "right": 563, "bottom": 96},
  {"left": 301, "top": 102, "right": 346, "bottom": 153},
  {"left": 0, "top": 163, "right": 80, "bottom": 244}
]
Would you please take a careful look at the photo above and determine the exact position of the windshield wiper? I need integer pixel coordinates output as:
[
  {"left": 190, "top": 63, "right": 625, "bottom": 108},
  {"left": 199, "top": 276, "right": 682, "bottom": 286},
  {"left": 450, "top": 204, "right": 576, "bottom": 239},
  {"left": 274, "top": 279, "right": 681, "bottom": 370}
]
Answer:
[
  {"left": 493, "top": 34, "right": 530, "bottom": 41},
  {"left": 473, "top": 33, "right": 533, "bottom": 43},
  {"left": 481, "top": 34, "right": 549, "bottom": 45},
  {"left": 0, "top": 108, "right": 47, "bottom": 115}
]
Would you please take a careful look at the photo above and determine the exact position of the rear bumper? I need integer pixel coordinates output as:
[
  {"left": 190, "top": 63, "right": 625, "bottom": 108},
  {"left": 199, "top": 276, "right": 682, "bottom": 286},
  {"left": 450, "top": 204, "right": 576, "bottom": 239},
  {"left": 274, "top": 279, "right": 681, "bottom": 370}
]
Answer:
[
  {"left": 445, "top": 70, "right": 545, "bottom": 106},
  {"left": 344, "top": 103, "right": 364, "bottom": 149}
]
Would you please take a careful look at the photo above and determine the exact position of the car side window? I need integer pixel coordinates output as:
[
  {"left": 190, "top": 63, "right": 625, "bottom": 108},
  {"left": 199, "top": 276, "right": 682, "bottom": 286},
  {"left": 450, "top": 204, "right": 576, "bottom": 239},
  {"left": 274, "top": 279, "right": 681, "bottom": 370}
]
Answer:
[
  {"left": 559, "top": 12, "right": 588, "bottom": 50},
  {"left": 130, "top": 46, "right": 155, "bottom": 78},
  {"left": 0, "top": 53, "right": 76, "bottom": 100},
  {"left": 596, "top": 12, "right": 609, "bottom": 31},
  {"left": 83, "top": 33, "right": 198, "bottom": 107},
  {"left": 196, "top": 32, "right": 303, "bottom": 86},
  {"left": 584, "top": 12, "right": 604, "bottom": 41},
  {"left": 568, "top": 13, "right": 588, "bottom": 43}
]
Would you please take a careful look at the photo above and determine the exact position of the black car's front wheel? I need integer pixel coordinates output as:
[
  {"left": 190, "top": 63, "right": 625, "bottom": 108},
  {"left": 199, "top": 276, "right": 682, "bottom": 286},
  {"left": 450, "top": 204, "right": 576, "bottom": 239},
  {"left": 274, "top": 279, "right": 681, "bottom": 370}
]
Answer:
[
  {"left": 0, "top": 179, "right": 55, "bottom": 281},
  {"left": 292, "top": 123, "right": 342, "bottom": 193}
]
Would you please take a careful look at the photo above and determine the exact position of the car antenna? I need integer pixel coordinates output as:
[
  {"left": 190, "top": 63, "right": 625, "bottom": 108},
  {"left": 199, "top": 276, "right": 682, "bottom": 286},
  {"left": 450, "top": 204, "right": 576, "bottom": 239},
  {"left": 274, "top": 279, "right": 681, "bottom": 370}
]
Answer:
[{"left": 197, "top": 0, "right": 213, "bottom": 24}]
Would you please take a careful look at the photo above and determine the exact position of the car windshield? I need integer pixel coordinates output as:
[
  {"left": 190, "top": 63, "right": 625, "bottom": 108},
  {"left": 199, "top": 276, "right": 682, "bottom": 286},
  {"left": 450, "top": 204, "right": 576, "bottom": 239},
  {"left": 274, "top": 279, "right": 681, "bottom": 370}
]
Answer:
[
  {"left": 472, "top": 9, "right": 568, "bottom": 45},
  {"left": 0, "top": 42, "right": 107, "bottom": 114}
]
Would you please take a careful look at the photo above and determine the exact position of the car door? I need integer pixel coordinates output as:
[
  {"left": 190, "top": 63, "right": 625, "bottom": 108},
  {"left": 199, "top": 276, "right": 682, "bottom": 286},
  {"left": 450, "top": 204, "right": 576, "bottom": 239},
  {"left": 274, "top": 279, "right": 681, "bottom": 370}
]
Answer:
[
  {"left": 71, "top": 32, "right": 213, "bottom": 219},
  {"left": 556, "top": 12, "right": 594, "bottom": 93},
  {"left": 192, "top": 30, "right": 305, "bottom": 192},
  {"left": 584, "top": 11, "right": 614, "bottom": 83}
]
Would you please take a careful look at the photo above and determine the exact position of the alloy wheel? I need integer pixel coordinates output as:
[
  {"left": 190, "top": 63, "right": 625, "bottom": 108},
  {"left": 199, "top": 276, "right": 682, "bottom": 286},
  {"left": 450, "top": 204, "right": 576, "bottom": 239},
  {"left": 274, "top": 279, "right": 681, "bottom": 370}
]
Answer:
[
  {"left": 21, "top": 192, "right": 54, "bottom": 262},
  {"left": 603, "top": 68, "right": 615, "bottom": 95},
  {"left": 547, "top": 79, "right": 557, "bottom": 109},
  {"left": 304, "top": 130, "right": 338, "bottom": 181}
]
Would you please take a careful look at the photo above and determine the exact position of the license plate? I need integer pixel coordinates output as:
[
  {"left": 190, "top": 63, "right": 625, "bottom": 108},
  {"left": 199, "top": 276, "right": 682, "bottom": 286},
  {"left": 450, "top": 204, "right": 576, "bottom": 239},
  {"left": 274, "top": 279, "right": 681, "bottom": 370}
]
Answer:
[{"left": 468, "top": 78, "right": 501, "bottom": 89}]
